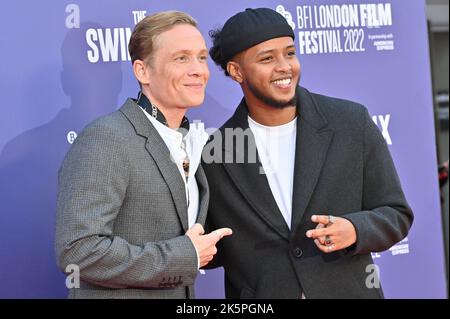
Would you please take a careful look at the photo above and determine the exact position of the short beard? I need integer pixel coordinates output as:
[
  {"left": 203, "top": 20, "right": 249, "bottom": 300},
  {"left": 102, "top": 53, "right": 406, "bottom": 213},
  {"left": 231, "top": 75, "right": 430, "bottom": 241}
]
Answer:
[{"left": 246, "top": 80, "right": 297, "bottom": 109}]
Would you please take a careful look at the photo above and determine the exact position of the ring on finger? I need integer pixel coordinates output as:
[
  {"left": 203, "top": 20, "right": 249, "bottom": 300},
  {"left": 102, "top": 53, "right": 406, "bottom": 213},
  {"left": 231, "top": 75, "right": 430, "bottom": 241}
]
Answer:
[
  {"left": 327, "top": 215, "right": 335, "bottom": 226},
  {"left": 325, "top": 235, "right": 333, "bottom": 246}
]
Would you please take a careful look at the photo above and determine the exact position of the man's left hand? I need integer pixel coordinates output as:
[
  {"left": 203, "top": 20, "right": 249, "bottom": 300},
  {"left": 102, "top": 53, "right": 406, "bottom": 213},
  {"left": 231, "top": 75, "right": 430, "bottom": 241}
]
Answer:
[{"left": 306, "top": 215, "right": 357, "bottom": 253}]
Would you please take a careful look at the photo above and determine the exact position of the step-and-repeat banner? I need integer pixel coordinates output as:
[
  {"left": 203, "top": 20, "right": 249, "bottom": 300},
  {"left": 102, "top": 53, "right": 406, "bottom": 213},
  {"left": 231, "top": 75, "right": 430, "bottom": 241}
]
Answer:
[{"left": 0, "top": 0, "right": 446, "bottom": 298}]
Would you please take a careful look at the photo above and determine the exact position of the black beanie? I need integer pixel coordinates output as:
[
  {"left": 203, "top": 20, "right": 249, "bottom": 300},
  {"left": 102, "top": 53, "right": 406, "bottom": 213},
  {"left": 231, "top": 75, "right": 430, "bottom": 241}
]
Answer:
[{"left": 220, "top": 8, "right": 295, "bottom": 61}]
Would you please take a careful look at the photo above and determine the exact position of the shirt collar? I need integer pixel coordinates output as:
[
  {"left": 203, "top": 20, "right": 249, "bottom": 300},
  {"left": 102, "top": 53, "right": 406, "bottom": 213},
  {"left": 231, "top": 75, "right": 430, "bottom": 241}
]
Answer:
[{"left": 134, "top": 91, "right": 190, "bottom": 133}]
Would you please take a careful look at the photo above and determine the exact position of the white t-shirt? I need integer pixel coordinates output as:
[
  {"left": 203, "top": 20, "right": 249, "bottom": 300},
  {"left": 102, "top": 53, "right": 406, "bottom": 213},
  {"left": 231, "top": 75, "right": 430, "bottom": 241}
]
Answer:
[{"left": 248, "top": 116, "right": 297, "bottom": 229}]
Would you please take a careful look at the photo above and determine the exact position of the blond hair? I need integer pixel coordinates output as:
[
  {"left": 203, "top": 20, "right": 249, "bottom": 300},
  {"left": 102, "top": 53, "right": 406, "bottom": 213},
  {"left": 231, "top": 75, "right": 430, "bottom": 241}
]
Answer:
[{"left": 128, "top": 11, "right": 197, "bottom": 65}]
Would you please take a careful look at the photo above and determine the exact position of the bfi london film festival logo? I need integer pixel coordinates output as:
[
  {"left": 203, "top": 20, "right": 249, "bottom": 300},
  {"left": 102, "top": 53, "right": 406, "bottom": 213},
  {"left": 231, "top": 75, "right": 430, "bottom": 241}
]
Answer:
[
  {"left": 276, "top": 3, "right": 394, "bottom": 55},
  {"left": 276, "top": 5, "right": 296, "bottom": 30}
]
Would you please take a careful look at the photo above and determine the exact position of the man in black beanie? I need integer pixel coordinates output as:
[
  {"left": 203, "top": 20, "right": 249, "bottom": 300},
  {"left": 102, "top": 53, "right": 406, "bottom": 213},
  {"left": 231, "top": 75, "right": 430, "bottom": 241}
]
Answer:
[{"left": 202, "top": 7, "right": 413, "bottom": 298}]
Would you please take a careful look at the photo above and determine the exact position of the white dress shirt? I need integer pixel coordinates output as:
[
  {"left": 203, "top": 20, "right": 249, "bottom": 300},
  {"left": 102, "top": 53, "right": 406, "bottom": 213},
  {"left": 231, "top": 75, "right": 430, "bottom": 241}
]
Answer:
[{"left": 141, "top": 108, "right": 209, "bottom": 268}]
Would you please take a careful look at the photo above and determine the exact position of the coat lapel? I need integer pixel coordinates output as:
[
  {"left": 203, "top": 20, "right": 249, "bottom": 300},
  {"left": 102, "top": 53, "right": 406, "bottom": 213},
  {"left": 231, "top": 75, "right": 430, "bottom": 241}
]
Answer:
[
  {"left": 219, "top": 87, "right": 334, "bottom": 240},
  {"left": 120, "top": 99, "right": 189, "bottom": 231},
  {"left": 195, "top": 165, "right": 209, "bottom": 226},
  {"left": 221, "top": 99, "right": 290, "bottom": 241},
  {"left": 290, "top": 88, "right": 334, "bottom": 232}
]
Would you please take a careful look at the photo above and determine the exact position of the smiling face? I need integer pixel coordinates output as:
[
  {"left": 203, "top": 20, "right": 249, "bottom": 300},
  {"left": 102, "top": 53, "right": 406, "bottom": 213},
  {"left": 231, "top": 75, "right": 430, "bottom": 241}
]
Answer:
[
  {"left": 136, "top": 24, "right": 210, "bottom": 111},
  {"left": 228, "top": 36, "right": 300, "bottom": 109}
]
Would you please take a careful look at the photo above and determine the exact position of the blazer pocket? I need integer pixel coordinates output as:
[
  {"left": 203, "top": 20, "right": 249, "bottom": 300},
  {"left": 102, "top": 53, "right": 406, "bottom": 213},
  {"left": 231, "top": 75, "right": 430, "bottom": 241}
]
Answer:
[{"left": 240, "top": 287, "right": 255, "bottom": 299}]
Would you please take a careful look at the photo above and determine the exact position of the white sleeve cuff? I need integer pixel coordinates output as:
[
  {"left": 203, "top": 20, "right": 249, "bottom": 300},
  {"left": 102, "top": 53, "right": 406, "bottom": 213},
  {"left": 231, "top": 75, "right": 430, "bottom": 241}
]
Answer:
[{"left": 194, "top": 243, "right": 200, "bottom": 270}]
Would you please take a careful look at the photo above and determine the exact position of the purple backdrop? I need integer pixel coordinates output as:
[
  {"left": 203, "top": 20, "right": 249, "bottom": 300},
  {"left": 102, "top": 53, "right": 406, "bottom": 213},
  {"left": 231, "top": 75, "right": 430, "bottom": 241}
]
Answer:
[{"left": 0, "top": 0, "right": 446, "bottom": 298}]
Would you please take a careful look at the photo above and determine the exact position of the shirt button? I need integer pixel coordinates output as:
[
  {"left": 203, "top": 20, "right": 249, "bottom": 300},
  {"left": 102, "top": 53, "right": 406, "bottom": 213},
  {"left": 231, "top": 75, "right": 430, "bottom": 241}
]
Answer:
[{"left": 293, "top": 247, "right": 303, "bottom": 258}]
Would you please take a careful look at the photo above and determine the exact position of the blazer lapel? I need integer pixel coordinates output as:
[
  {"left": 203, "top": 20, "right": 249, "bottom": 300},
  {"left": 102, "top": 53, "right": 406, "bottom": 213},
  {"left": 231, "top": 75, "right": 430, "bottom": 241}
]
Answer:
[
  {"left": 120, "top": 99, "right": 189, "bottom": 231},
  {"left": 221, "top": 99, "right": 290, "bottom": 241},
  {"left": 290, "top": 88, "right": 334, "bottom": 232},
  {"left": 195, "top": 165, "right": 209, "bottom": 226}
]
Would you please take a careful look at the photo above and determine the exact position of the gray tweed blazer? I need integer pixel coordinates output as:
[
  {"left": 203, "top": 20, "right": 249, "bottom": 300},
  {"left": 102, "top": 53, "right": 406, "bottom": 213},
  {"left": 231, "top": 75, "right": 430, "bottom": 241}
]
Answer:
[{"left": 55, "top": 98, "right": 209, "bottom": 299}]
